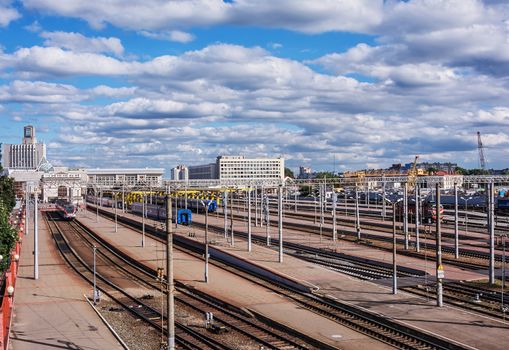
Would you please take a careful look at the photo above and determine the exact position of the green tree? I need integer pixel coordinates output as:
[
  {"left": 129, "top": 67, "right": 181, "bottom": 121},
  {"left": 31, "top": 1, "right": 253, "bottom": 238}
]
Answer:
[
  {"left": 0, "top": 203, "right": 16, "bottom": 271},
  {"left": 284, "top": 167, "right": 295, "bottom": 178},
  {"left": 0, "top": 166, "right": 17, "bottom": 271}
]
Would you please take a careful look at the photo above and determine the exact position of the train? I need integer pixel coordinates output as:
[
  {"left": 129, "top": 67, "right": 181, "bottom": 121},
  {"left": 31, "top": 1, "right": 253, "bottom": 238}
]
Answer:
[
  {"left": 55, "top": 199, "right": 77, "bottom": 220},
  {"left": 395, "top": 200, "right": 444, "bottom": 224},
  {"left": 130, "top": 202, "right": 193, "bottom": 225}
]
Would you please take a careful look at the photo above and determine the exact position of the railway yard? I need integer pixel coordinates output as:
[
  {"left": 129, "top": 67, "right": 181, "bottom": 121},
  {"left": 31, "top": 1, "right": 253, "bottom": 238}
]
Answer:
[{"left": 8, "top": 177, "right": 509, "bottom": 350}]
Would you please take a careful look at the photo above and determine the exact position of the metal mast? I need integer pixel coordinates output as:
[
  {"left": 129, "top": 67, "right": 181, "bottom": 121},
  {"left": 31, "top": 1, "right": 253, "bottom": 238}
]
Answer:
[{"left": 477, "top": 131, "right": 487, "bottom": 170}]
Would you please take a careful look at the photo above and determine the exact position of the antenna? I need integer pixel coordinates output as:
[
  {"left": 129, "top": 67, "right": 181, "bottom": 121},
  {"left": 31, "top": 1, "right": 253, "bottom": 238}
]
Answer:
[{"left": 477, "top": 131, "right": 487, "bottom": 170}]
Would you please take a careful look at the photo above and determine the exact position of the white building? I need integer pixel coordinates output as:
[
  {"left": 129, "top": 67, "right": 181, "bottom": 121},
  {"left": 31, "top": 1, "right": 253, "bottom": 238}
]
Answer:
[
  {"left": 86, "top": 168, "right": 164, "bottom": 187},
  {"left": 2, "top": 125, "right": 47, "bottom": 170},
  {"left": 41, "top": 167, "right": 87, "bottom": 204},
  {"left": 171, "top": 164, "right": 189, "bottom": 181},
  {"left": 216, "top": 155, "right": 284, "bottom": 180}
]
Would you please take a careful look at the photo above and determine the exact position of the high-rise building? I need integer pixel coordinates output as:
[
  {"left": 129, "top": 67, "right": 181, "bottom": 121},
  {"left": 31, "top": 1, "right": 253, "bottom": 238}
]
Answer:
[
  {"left": 171, "top": 164, "right": 189, "bottom": 181},
  {"left": 1, "top": 125, "right": 47, "bottom": 170}
]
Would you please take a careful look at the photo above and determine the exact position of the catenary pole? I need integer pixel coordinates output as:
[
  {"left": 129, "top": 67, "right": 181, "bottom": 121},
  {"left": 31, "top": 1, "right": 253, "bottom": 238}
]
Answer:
[
  {"left": 454, "top": 182, "right": 459, "bottom": 259},
  {"left": 415, "top": 184, "right": 420, "bottom": 252},
  {"left": 393, "top": 201, "right": 397, "bottom": 294},
  {"left": 278, "top": 184, "right": 283, "bottom": 263},
  {"left": 436, "top": 183, "right": 443, "bottom": 307},
  {"left": 166, "top": 189, "right": 175, "bottom": 350},
  {"left": 404, "top": 182, "right": 409, "bottom": 250},
  {"left": 248, "top": 188, "right": 252, "bottom": 252},
  {"left": 34, "top": 188, "right": 39, "bottom": 280},
  {"left": 489, "top": 182, "right": 496, "bottom": 284}
]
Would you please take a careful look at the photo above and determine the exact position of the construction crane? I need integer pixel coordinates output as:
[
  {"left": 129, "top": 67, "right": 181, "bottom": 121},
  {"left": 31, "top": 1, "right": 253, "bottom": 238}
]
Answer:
[
  {"left": 407, "top": 155, "right": 419, "bottom": 191},
  {"left": 477, "top": 131, "right": 487, "bottom": 170}
]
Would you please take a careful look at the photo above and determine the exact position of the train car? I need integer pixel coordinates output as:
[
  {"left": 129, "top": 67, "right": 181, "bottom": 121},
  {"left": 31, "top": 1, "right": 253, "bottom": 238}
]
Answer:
[
  {"left": 175, "top": 197, "right": 217, "bottom": 213},
  {"left": 55, "top": 200, "right": 77, "bottom": 220},
  {"left": 395, "top": 200, "right": 443, "bottom": 224},
  {"left": 130, "top": 202, "right": 192, "bottom": 225},
  {"left": 496, "top": 197, "right": 509, "bottom": 213}
]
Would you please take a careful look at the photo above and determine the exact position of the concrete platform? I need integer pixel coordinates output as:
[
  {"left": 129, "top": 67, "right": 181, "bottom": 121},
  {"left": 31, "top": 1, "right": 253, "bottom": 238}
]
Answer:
[
  {"left": 77, "top": 208, "right": 392, "bottom": 350},
  {"left": 9, "top": 209, "right": 124, "bottom": 350},
  {"left": 90, "top": 205, "right": 509, "bottom": 350}
]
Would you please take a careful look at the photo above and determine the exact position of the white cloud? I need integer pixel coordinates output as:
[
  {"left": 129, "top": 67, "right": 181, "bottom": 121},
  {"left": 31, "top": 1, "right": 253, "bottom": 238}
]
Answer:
[
  {"left": 24, "top": 20, "right": 41, "bottom": 33},
  {"left": 0, "top": 1, "right": 20, "bottom": 27},
  {"left": 21, "top": 0, "right": 383, "bottom": 34},
  {"left": 139, "top": 30, "right": 195, "bottom": 43},
  {"left": 0, "top": 80, "right": 84, "bottom": 103},
  {"left": 40, "top": 31, "right": 124, "bottom": 56}
]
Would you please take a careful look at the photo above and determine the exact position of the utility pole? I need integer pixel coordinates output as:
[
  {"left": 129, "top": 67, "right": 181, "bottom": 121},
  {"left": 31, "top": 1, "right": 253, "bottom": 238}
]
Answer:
[
  {"left": 332, "top": 192, "right": 337, "bottom": 241},
  {"left": 355, "top": 186, "right": 360, "bottom": 240},
  {"left": 436, "top": 183, "right": 443, "bottom": 307},
  {"left": 248, "top": 188, "right": 252, "bottom": 252},
  {"left": 34, "top": 188, "right": 39, "bottom": 280},
  {"left": 454, "top": 182, "right": 459, "bottom": 259},
  {"left": 382, "top": 178, "right": 386, "bottom": 219},
  {"left": 392, "top": 201, "right": 397, "bottom": 294},
  {"left": 204, "top": 201, "right": 209, "bottom": 283},
  {"left": 278, "top": 185, "right": 283, "bottom": 263},
  {"left": 93, "top": 245, "right": 97, "bottom": 304},
  {"left": 264, "top": 195, "right": 271, "bottom": 245},
  {"left": 122, "top": 185, "right": 125, "bottom": 213},
  {"left": 489, "top": 182, "right": 495, "bottom": 284},
  {"left": 224, "top": 191, "right": 228, "bottom": 239},
  {"left": 142, "top": 193, "right": 145, "bottom": 248},
  {"left": 165, "top": 190, "right": 175, "bottom": 350},
  {"left": 415, "top": 184, "right": 420, "bottom": 252},
  {"left": 255, "top": 186, "right": 258, "bottom": 227},
  {"left": 230, "top": 191, "right": 234, "bottom": 247},
  {"left": 114, "top": 192, "right": 118, "bottom": 233},
  {"left": 95, "top": 188, "right": 99, "bottom": 223},
  {"left": 404, "top": 182, "right": 409, "bottom": 250},
  {"left": 319, "top": 183, "right": 324, "bottom": 242}
]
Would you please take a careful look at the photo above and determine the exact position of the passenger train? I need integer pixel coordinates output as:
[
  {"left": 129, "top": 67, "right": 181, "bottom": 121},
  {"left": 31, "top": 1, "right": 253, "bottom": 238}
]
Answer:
[{"left": 55, "top": 200, "right": 77, "bottom": 220}]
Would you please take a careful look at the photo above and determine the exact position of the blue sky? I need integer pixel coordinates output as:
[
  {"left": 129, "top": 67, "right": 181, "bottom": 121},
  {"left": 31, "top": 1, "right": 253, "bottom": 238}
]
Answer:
[{"left": 1, "top": 0, "right": 509, "bottom": 174}]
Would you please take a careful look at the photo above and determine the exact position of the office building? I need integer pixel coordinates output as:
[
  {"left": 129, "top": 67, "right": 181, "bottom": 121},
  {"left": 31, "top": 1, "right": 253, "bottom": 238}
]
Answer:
[{"left": 1, "top": 125, "right": 47, "bottom": 170}]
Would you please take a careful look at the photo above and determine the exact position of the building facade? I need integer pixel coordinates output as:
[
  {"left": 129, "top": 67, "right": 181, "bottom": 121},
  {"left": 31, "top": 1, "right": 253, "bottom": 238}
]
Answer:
[
  {"left": 1, "top": 125, "right": 47, "bottom": 170},
  {"left": 86, "top": 168, "right": 164, "bottom": 187},
  {"left": 216, "top": 155, "right": 284, "bottom": 180},
  {"left": 171, "top": 164, "right": 189, "bottom": 181},
  {"left": 188, "top": 163, "right": 217, "bottom": 180}
]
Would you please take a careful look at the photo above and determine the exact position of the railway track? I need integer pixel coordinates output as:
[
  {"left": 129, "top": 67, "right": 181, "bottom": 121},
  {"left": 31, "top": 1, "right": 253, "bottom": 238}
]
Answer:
[
  {"left": 45, "top": 213, "right": 231, "bottom": 350},
  {"left": 224, "top": 206, "right": 507, "bottom": 269},
  {"left": 50, "top": 212, "right": 328, "bottom": 350},
  {"left": 401, "top": 282, "right": 508, "bottom": 320},
  {"left": 91, "top": 205, "right": 471, "bottom": 350}
]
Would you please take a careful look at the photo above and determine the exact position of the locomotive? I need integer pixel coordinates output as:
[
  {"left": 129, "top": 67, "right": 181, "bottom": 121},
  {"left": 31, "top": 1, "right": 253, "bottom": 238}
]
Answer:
[
  {"left": 55, "top": 199, "right": 77, "bottom": 220},
  {"left": 395, "top": 200, "right": 443, "bottom": 224}
]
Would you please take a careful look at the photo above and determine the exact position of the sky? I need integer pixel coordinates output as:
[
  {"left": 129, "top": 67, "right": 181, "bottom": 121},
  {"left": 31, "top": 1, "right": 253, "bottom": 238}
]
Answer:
[{"left": 1, "top": 0, "right": 509, "bottom": 175}]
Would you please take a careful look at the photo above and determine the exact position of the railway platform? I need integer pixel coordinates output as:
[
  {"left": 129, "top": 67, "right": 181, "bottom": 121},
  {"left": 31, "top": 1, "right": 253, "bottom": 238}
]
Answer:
[
  {"left": 88, "top": 205, "right": 509, "bottom": 350},
  {"left": 9, "top": 209, "right": 124, "bottom": 350},
  {"left": 76, "top": 208, "right": 393, "bottom": 349}
]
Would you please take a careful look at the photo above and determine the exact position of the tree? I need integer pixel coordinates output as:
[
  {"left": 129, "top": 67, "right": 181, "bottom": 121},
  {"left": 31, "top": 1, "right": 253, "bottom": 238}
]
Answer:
[
  {"left": 284, "top": 167, "right": 294, "bottom": 178},
  {"left": 0, "top": 171, "right": 15, "bottom": 212}
]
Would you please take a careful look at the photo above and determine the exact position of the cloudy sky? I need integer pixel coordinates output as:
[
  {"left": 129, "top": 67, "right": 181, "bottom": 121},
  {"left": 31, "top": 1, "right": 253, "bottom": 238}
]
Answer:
[{"left": 1, "top": 0, "right": 508, "bottom": 174}]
